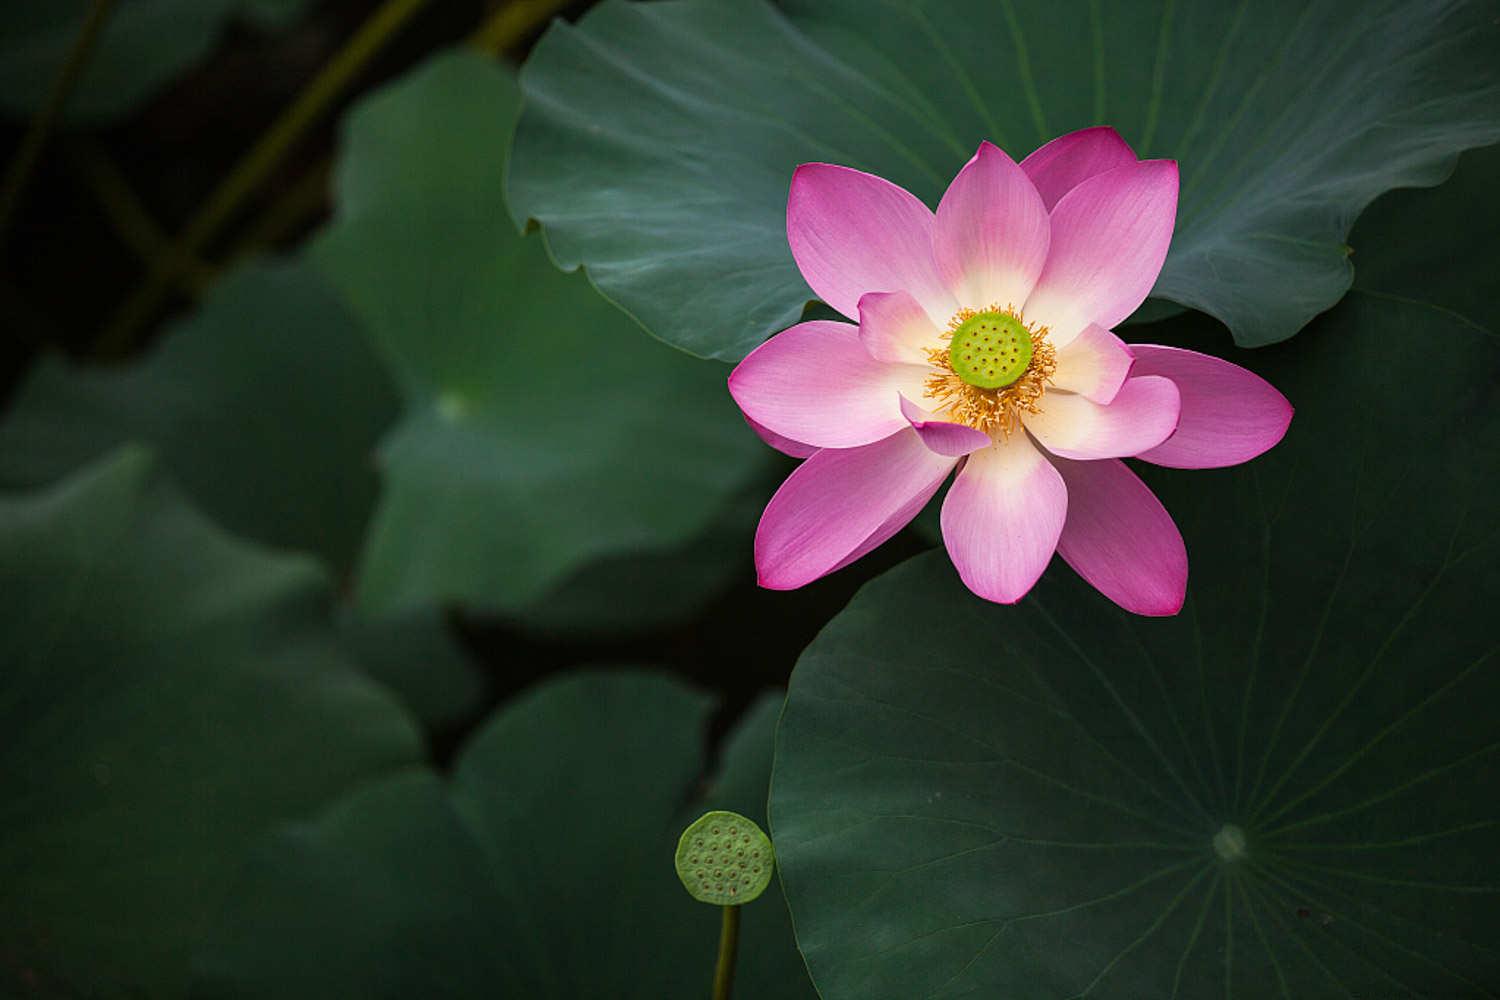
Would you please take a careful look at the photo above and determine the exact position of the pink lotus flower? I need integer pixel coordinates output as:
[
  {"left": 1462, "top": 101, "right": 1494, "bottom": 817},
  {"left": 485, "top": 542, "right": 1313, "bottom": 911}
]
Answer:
[{"left": 729, "top": 127, "right": 1292, "bottom": 616}]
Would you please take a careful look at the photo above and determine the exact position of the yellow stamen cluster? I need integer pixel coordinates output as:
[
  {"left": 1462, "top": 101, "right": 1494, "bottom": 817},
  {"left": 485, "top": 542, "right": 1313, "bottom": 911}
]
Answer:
[{"left": 924, "top": 305, "right": 1055, "bottom": 438}]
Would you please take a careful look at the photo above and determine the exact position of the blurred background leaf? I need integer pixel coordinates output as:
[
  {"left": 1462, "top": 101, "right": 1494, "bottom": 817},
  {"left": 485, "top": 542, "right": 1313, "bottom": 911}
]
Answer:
[
  {"left": 509, "top": 0, "right": 1500, "bottom": 360},
  {"left": 771, "top": 288, "right": 1500, "bottom": 997},
  {"left": 313, "top": 51, "right": 769, "bottom": 621},
  {"left": 0, "top": 447, "right": 423, "bottom": 998},
  {"left": 0, "top": 259, "right": 396, "bottom": 574},
  {"left": 508, "top": 490, "right": 762, "bottom": 639},
  {"left": 191, "top": 672, "right": 816, "bottom": 999},
  {"left": 0, "top": 0, "right": 311, "bottom": 123},
  {"left": 337, "top": 605, "right": 489, "bottom": 733}
]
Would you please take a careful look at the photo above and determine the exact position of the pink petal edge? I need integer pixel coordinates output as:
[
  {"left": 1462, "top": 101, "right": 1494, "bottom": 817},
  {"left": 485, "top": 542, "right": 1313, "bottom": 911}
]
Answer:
[
  {"left": 1020, "top": 126, "right": 1138, "bottom": 211},
  {"left": 1053, "top": 457, "right": 1186, "bottom": 616},
  {"left": 1021, "top": 160, "right": 1179, "bottom": 348},
  {"left": 743, "top": 414, "right": 816, "bottom": 459},
  {"left": 787, "top": 163, "right": 954, "bottom": 324},
  {"left": 1051, "top": 323, "right": 1135, "bottom": 404},
  {"left": 1129, "top": 345, "right": 1294, "bottom": 469},
  {"left": 933, "top": 141, "right": 1050, "bottom": 310},
  {"left": 826, "top": 475, "right": 942, "bottom": 577},
  {"left": 1023, "top": 375, "right": 1181, "bottom": 460},
  {"left": 755, "top": 429, "right": 957, "bottom": 590},
  {"left": 859, "top": 290, "right": 941, "bottom": 364},
  {"left": 728, "top": 320, "right": 926, "bottom": 450},
  {"left": 940, "top": 435, "right": 1067, "bottom": 604}
]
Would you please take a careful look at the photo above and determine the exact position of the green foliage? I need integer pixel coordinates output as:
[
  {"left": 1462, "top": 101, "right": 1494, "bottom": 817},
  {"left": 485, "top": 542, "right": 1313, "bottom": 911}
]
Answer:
[
  {"left": 771, "top": 294, "right": 1500, "bottom": 997},
  {"left": 0, "top": 260, "right": 396, "bottom": 574},
  {"left": 510, "top": 0, "right": 1500, "bottom": 360},
  {"left": 0, "top": 449, "right": 422, "bottom": 998},
  {"left": 191, "top": 673, "right": 815, "bottom": 999},
  {"left": 1, "top": 3, "right": 1497, "bottom": 996},
  {"left": 507, "top": 489, "right": 763, "bottom": 638},
  {"left": 315, "top": 51, "right": 768, "bottom": 617},
  {"left": 0, "top": 49, "right": 769, "bottom": 635},
  {"left": 337, "top": 606, "right": 489, "bottom": 732},
  {"left": 0, "top": 0, "right": 309, "bottom": 122},
  {"left": 1350, "top": 142, "right": 1500, "bottom": 335}
]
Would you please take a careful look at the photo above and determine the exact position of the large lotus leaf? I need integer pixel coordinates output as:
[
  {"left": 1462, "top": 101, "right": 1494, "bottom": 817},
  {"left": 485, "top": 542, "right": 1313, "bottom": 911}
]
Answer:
[
  {"left": 0, "top": 0, "right": 307, "bottom": 122},
  {"left": 509, "top": 0, "right": 1500, "bottom": 360},
  {"left": 313, "top": 51, "right": 765, "bottom": 616},
  {"left": 0, "top": 448, "right": 422, "bottom": 998},
  {"left": 1350, "top": 141, "right": 1500, "bottom": 335},
  {"left": 0, "top": 260, "right": 396, "bottom": 574},
  {"left": 191, "top": 673, "right": 816, "bottom": 999},
  {"left": 770, "top": 292, "right": 1500, "bottom": 998}
]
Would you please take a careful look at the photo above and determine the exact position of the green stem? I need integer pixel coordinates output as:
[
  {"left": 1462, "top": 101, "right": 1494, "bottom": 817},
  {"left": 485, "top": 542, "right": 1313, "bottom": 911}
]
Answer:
[
  {"left": 712, "top": 904, "right": 741, "bottom": 1000},
  {"left": 221, "top": 0, "right": 570, "bottom": 277},
  {"left": 69, "top": 139, "right": 215, "bottom": 290},
  {"left": 0, "top": 0, "right": 117, "bottom": 241},
  {"left": 468, "top": 0, "right": 571, "bottom": 54},
  {"left": 94, "top": 0, "right": 431, "bottom": 356}
]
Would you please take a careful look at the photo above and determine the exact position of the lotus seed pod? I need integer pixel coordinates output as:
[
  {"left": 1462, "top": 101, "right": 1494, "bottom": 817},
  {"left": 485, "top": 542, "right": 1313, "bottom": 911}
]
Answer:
[
  {"left": 948, "top": 310, "right": 1033, "bottom": 389},
  {"left": 674, "top": 810, "right": 774, "bottom": 905}
]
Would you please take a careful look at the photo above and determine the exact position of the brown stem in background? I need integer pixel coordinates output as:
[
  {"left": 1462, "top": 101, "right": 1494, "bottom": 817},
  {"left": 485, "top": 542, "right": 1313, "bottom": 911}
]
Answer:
[
  {"left": 0, "top": 0, "right": 118, "bottom": 242},
  {"left": 93, "top": 0, "right": 434, "bottom": 357}
]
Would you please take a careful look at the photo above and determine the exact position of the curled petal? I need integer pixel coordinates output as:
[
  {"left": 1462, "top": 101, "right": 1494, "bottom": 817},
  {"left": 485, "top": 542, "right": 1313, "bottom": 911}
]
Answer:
[
  {"left": 900, "top": 395, "right": 991, "bottom": 457},
  {"left": 1053, "top": 457, "right": 1187, "bottom": 616},
  {"left": 1129, "top": 345, "right": 1294, "bottom": 469},
  {"left": 1023, "top": 376, "right": 1180, "bottom": 460},
  {"left": 756, "top": 429, "right": 957, "bottom": 589},
  {"left": 787, "top": 163, "right": 954, "bottom": 323},
  {"left": 941, "top": 434, "right": 1066, "bottom": 604},
  {"left": 1022, "top": 160, "right": 1179, "bottom": 348},
  {"left": 859, "top": 290, "right": 942, "bottom": 364},
  {"left": 933, "top": 141, "right": 1050, "bottom": 310},
  {"left": 1051, "top": 323, "right": 1135, "bottom": 403},
  {"left": 729, "top": 320, "right": 927, "bottom": 449},
  {"left": 1020, "top": 126, "right": 1138, "bottom": 211}
]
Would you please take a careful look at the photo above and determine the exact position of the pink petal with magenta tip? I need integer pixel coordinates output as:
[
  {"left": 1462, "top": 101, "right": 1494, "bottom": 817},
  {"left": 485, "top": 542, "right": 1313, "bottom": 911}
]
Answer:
[
  {"left": 1020, "top": 126, "right": 1138, "bottom": 211},
  {"left": 933, "top": 141, "right": 1050, "bottom": 310},
  {"left": 729, "top": 320, "right": 927, "bottom": 450},
  {"left": 787, "top": 163, "right": 955, "bottom": 323},
  {"left": 1053, "top": 456, "right": 1187, "bottom": 616},
  {"left": 826, "top": 475, "right": 944, "bottom": 577},
  {"left": 1022, "top": 160, "right": 1179, "bottom": 348},
  {"left": 1129, "top": 345, "right": 1294, "bottom": 469},
  {"left": 756, "top": 429, "right": 956, "bottom": 589},
  {"left": 941, "top": 434, "right": 1067, "bottom": 604}
]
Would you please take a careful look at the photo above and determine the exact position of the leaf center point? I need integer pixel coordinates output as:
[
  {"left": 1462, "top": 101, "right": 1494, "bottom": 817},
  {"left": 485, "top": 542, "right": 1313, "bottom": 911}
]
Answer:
[{"left": 1212, "top": 824, "right": 1249, "bottom": 862}]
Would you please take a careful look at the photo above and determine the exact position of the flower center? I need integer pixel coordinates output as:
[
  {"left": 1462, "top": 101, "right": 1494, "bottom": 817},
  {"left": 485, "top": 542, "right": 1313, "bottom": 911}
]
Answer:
[
  {"left": 924, "top": 305, "right": 1055, "bottom": 438},
  {"left": 948, "top": 310, "right": 1032, "bottom": 388}
]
